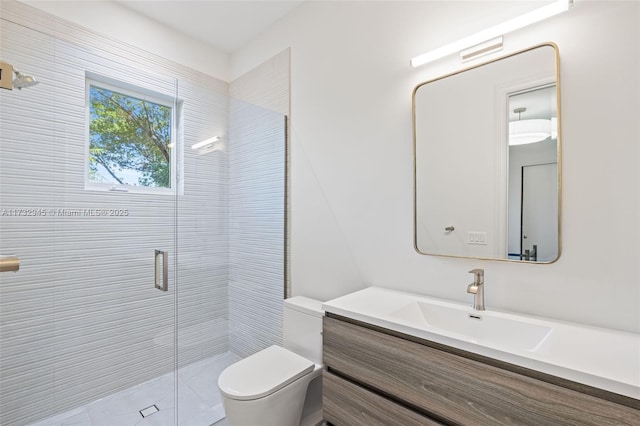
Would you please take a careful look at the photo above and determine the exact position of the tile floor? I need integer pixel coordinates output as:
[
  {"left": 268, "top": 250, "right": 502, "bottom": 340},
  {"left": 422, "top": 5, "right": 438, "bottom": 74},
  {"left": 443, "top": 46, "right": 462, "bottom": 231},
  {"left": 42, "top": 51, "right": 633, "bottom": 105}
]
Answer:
[{"left": 30, "top": 352, "right": 240, "bottom": 426}]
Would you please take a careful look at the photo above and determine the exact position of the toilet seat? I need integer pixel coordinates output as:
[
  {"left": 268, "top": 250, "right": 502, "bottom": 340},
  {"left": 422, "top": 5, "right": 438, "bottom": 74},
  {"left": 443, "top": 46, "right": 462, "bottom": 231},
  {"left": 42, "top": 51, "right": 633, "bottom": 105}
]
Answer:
[{"left": 218, "top": 345, "right": 314, "bottom": 401}]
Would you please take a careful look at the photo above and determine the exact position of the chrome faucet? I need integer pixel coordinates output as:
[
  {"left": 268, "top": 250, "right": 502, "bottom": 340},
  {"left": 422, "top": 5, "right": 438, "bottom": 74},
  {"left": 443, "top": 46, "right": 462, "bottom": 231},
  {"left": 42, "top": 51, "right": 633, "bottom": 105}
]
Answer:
[{"left": 466, "top": 269, "right": 485, "bottom": 311}]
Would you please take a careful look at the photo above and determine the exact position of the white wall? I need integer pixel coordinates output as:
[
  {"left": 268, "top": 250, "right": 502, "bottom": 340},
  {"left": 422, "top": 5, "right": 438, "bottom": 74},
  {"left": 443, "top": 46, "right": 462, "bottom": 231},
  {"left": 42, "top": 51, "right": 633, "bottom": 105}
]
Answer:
[{"left": 231, "top": 0, "right": 640, "bottom": 333}]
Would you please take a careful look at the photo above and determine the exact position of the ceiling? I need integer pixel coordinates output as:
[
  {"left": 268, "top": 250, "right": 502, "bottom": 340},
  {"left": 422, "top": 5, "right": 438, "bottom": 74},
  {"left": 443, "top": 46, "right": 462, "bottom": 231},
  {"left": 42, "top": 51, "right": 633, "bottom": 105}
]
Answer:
[{"left": 115, "top": 0, "right": 305, "bottom": 53}]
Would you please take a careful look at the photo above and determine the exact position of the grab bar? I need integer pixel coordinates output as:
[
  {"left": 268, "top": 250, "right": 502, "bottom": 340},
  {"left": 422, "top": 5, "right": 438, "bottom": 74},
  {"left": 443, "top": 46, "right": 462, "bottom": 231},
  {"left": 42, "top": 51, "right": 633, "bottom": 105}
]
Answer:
[
  {"left": 0, "top": 255, "right": 20, "bottom": 273},
  {"left": 154, "top": 250, "right": 168, "bottom": 291}
]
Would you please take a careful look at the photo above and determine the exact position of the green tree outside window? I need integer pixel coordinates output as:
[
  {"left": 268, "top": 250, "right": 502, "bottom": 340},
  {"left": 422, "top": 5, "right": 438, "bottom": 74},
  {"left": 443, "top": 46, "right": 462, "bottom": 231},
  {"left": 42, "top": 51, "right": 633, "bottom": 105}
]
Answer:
[{"left": 89, "top": 85, "right": 172, "bottom": 188}]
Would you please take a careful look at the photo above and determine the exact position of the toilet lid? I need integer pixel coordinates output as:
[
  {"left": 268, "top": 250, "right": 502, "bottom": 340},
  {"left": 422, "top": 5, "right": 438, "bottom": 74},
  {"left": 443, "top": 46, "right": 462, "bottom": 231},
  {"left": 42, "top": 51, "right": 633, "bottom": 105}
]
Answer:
[{"left": 218, "top": 345, "right": 315, "bottom": 401}]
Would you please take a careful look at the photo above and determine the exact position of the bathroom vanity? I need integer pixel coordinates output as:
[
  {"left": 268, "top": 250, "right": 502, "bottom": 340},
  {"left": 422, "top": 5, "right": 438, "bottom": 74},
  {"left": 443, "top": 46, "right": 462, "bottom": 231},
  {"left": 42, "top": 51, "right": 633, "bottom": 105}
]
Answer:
[{"left": 321, "top": 288, "right": 640, "bottom": 425}]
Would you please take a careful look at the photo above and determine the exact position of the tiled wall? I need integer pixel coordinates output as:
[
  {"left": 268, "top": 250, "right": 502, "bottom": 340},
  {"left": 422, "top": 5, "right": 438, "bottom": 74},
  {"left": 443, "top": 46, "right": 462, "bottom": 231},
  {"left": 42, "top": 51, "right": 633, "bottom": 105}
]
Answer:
[
  {"left": 0, "top": 2, "right": 228, "bottom": 424},
  {"left": 228, "top": 50, "right": 290, "bottom": 357}
]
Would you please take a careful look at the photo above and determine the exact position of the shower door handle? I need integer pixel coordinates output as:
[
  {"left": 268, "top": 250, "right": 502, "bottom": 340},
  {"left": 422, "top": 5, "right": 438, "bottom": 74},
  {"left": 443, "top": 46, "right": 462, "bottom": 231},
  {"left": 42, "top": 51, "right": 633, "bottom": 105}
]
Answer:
[
  {"left": 154, "top": 250, "right": 168, "bottom": 292},
  {"left": 0, "top": 255, "right": 20, "bottom": 273}
]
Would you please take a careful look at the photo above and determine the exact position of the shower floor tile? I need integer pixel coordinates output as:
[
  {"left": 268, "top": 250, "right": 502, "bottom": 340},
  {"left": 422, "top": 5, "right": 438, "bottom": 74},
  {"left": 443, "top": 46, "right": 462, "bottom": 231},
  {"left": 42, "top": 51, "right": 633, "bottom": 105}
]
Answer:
[{"left": 30, "top": 352, "right": 240, "bottom": 426}]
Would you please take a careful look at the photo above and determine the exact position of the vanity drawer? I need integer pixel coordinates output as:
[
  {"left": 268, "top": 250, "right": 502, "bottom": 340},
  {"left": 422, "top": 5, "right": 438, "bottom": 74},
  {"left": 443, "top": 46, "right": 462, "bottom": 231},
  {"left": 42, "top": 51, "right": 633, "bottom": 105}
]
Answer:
[
  {"left": 323, "top": 371, "right": 442, "bottom": 426},
  {"left": 323, "top": 316, "right": 640, "bottom": 426}
]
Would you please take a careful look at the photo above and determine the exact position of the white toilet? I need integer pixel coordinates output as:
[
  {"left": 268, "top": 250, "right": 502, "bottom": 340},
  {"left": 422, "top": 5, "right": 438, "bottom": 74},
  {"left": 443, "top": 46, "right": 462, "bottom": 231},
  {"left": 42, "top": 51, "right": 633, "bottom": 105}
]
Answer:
[{"left": 218, "top": 297, "right": 324, "bottom": 426}]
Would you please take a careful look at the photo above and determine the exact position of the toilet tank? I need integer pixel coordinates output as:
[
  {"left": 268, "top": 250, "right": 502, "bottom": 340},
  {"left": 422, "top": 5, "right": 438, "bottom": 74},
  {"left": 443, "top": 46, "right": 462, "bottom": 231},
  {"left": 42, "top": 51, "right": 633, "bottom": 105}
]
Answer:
[{"left": 283, "top": 296, "right": 324, "bottom": 364}]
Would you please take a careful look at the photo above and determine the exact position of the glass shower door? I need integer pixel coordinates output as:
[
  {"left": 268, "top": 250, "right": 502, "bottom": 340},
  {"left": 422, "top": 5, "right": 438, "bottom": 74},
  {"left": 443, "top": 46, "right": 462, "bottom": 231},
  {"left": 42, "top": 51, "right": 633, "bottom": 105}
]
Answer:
[{"left": 0, "top": 18, "right": 178, "bottom": 426}]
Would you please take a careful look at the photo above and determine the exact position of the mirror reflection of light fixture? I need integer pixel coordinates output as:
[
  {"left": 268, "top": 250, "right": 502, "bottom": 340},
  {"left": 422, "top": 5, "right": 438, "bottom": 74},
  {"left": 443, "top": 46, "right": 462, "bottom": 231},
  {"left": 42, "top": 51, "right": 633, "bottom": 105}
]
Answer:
[
  {"left": 191, "top": 136, "right": 220, "bottom": 150},
  {"left": 410, "top": 0, "right": 573, "bottom": 67},
  {"left": 509, "top": 107, "right": 552, "bottom": 145}
]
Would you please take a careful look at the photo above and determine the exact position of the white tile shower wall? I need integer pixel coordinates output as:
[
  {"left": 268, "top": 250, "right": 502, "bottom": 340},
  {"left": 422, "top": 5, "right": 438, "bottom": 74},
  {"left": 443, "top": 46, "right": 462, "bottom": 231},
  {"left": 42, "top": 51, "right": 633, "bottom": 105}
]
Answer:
[
  {"left": 228, "top": 50, "right": 290, "bottom": 357},
  {"left": 0, "top": 2, "right": 229, "bottom": 424},
  {"left": 227, "top": 101, "right": 285, "bottom": 357},
  {"left": 175, "top": 77, "right": 229, "bottom": 366},
  {"left": 229, "top": 49, "right": 290, "bottom": 117}
]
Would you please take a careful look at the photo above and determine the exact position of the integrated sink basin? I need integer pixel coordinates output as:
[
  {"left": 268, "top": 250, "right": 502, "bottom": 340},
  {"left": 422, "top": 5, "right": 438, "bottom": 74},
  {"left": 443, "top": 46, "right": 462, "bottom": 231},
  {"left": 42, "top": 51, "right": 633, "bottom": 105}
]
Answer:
[
  {"left": 322, "top": 286, "right": 640, "bottom": 400},
  {"left": 389, "top": 301, "right": 552, "bottom": 351}
]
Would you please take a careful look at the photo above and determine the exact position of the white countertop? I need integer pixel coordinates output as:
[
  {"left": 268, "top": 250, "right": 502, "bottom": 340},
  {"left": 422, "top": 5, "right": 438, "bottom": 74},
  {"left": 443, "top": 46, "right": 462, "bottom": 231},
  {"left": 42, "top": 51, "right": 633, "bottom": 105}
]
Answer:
[{"left": 322, "top": 286, "right": 640, "bottom": 400}]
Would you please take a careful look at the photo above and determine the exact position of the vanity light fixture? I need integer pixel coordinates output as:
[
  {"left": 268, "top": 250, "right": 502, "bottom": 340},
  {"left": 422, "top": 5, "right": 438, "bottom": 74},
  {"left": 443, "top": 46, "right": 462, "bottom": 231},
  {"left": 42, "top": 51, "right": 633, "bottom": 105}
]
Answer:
[
  {"left": 459, "top": 36, "right": 504, "bottom": 63},
  {"left": 410, "top": 0, "right": 573, "bottom": 67},
  {"left": 191, "top": 136, "right": 220, "bottom": 150}
]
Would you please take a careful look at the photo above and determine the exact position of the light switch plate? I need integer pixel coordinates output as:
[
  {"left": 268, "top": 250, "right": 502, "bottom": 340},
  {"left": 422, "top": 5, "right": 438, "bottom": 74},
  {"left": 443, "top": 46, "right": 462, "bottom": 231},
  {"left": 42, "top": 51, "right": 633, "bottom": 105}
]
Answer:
[{"left": 468, "top": 231, "right": 487, "bottom": 245}]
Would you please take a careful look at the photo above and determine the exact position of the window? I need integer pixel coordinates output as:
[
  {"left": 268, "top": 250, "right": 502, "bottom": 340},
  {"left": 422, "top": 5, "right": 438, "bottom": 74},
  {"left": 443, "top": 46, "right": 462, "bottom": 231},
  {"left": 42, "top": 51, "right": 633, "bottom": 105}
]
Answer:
[{"left": 86, "top": 79, "right": 175, "bottom": 192}]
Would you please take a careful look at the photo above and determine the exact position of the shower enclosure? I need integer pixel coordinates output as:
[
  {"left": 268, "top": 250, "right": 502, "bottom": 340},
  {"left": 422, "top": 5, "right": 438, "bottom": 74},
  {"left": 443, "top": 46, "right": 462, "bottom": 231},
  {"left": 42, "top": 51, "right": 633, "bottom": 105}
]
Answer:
[{"left": 0, "top": 2, "right": 287, "bottom": 425}]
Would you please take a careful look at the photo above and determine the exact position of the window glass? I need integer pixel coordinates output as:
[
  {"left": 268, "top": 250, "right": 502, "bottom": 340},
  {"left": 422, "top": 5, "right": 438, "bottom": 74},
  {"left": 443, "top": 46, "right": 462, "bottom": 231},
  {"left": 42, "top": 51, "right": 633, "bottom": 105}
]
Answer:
[{"left": 88, "top": 83, "right": 173, "bottom": 189}]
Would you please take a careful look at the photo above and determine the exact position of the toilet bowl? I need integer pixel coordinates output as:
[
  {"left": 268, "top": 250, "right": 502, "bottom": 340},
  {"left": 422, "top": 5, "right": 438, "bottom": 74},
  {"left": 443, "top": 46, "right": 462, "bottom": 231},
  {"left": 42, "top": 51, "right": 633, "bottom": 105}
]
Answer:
[{"left": 218, "top": 297, "right": 324, "bottom": 426}]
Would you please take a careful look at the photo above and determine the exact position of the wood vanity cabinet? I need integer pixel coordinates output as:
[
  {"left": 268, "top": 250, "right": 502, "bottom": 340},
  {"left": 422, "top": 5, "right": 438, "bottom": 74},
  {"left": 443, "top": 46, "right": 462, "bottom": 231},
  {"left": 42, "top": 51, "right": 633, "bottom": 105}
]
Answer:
[{"left": 322, "top": 314, "right": 640, "bottom": 426}]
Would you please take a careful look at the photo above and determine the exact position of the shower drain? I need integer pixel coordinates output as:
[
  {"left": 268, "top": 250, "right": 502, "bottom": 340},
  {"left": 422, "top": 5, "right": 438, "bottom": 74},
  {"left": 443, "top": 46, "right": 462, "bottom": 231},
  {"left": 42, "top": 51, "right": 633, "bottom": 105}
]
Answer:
[{"left": 139, "top": 404, "right": 159, "bottom": 418}]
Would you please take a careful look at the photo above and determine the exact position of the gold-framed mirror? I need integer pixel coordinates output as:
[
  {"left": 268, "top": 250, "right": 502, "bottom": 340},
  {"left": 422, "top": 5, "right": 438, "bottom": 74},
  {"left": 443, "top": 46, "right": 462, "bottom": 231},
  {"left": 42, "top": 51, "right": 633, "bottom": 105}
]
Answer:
[{"left": 413, "top": 43, "right": 561, "bottom": 262}]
